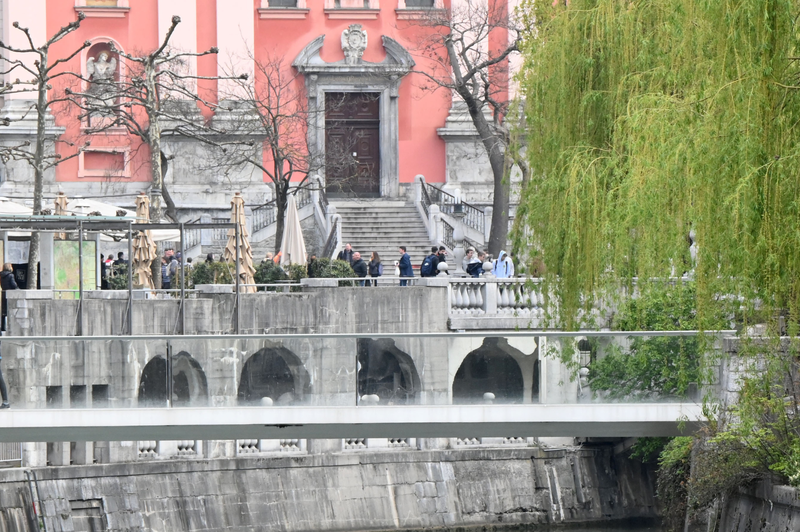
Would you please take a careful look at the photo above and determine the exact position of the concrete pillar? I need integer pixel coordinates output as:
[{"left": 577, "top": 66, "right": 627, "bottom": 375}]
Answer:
[{"left": 39, "top": 233, "right": 54, "bottom": 290}]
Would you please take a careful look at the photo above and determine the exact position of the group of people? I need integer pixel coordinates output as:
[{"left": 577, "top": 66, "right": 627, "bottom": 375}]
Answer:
[
  {"left": 161, "top": 249, "right": 193, "bottom": 290},
  {"left": 99, "top": 252, "right": 128, "bottom": 289},
  {"left": 335, "top": 242, "right": 516, "bottom": 286},
  {"left": 337, "top": 244, "right": 384, "bottom": 286}
]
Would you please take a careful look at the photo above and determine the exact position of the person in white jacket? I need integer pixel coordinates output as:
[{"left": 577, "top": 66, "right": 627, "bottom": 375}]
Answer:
[{"left": 492, "top": 250, "right": 514, "bottom": 278}]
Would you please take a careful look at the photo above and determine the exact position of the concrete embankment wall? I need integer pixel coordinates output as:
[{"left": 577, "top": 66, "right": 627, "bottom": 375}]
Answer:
[
  {"left": 710, "top": 481, "right": 800, "bottom": 532},
  {"left": 0, "top": 446, "right": 658, "bottom": 532}
]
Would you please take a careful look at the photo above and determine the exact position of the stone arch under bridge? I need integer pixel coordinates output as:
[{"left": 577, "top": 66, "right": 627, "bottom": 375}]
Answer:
[
  {"left": 452, "top": 338, "right": 539, "bottom": 404},
  {"left": 237, "top": 347, "right": 310, "bottom": 406},
  {"left": 357, "top": 338, "right": 421, "bottom": 405},
  {"left": 137, "top": 351, "right": 209, "bottom": 407}
]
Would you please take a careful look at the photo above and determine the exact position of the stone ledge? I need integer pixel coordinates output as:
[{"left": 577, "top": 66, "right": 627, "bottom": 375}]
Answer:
[
  {"left": 6, "top": 290, "right": 53, "bottom": 300},
  {"left": 74, "top": 6, "right": 129, "bottom": 17},
  {"left": 258, "top": 8, "right": 309, "bottom": 19}
]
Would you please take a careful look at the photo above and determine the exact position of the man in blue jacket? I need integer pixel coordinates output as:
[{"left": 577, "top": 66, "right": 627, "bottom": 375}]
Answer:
[{"left": 398, "top": 246, "right": 413, "bottom": 286}]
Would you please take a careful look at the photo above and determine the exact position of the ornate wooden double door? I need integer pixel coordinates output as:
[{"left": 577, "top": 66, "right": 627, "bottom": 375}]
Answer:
[{"left": 325, "top": 92, "right": 380, "bottom": 197}]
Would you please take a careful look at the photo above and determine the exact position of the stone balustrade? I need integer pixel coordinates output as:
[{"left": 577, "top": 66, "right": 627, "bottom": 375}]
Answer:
[{"left": 448, "top": 278, "right": 545, "bottom": 330}]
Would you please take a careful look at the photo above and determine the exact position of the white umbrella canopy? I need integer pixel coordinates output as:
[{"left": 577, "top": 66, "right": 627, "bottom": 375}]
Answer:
[
  {"left": 280, "top": 195, "right": 307, "bottom": 266},
  {"left": 131, "top": 193, "right": 157, "bottom": 289},
  {"left": 223, "top": 192, "right": 256, "bottom": 293},
  {"left": 66, "top": 197, "right": 180, "bottom": 242}
]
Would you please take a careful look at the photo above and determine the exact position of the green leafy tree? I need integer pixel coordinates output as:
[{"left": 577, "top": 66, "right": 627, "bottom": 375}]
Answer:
[{"left": 515, "top": 0, "right": 800, "bottom": 524}]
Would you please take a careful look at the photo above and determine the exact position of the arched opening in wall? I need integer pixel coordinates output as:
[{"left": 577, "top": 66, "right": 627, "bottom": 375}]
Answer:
[
  {"left": 171, "top": 351, "right": 208, "bottom": 407},
  {"left": 83, "top": 41, "right": 122, "bottom": 128},
  {"left": 137, "top": 352, "right": 209, "bottom": 407},
  {"left": 357, "top": 339, "right": 420, "bottom": 404},
  {"left": 237, "top": 347, "right": 309, "bottom": 405},
  {"left": 452, "top": 338, "right": 525, "bottom": 404},
  {"left": 138, "top": 356, "right": 167, "bottom": 407}
]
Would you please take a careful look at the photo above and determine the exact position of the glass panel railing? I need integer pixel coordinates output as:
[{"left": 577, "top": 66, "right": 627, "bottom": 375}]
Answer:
[{"left": 0, "top": 331, "right": 725, "bottom": 411}]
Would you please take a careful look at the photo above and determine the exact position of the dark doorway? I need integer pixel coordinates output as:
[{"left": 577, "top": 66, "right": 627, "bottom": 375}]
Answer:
[
  {"left": 238, "top": 347, "right": 309, "bottom": 405},
  {"left": 452, "top": 338, "right": 525, "bottom": 404},
  {"left": 137, "top": 352, "right": 208, "bottom": 407},
  {"left": 325, "top": 92, "right": 380, "bottom": 197},
  {"left": 357, "top": 338, "right": 420, "bottom": 404}
]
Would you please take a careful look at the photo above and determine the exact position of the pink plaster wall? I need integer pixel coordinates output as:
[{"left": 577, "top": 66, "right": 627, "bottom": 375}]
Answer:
[{"left": 46, "top": 1, "right": 455, "bottom": 187}]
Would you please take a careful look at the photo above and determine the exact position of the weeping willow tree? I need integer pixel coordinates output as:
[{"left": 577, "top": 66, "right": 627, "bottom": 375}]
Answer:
[
  {"left": 515, "top": 0, "right": 800, "bottom": 519},
  {"left": 516, "top": 0, "right": 800, "bottom": 331}
]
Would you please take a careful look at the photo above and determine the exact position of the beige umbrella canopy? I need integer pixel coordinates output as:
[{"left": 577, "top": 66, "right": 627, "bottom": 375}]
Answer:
[
  {"left": 280, "top": 194, "right": 307, "bottom": 266},
  {"left": 131, "top": 193, "right": 157, "bottom": 289},
  {"left": 54, "top": 192, "right": 69, "bottom": 239},
  {"left": 223, "top": 192, "right": 256, "bottom": 293}
]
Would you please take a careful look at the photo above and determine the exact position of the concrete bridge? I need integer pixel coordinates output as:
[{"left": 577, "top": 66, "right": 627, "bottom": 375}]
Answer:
[
  {"left": 0, "top": 285, "right": 725, "bottom": 466},
  {"left": 0, "top": 403, "right": 703, "bottom": 443}
]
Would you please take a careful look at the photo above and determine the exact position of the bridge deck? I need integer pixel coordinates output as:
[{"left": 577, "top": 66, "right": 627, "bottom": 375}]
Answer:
[{"left": 0, "top": 403, "right": 704, "bottom": 442}]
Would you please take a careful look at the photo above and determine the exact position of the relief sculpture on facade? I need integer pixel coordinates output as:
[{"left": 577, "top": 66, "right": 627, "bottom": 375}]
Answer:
[{"left": 341, "top": 24, "right": 367, "bottom": 65}]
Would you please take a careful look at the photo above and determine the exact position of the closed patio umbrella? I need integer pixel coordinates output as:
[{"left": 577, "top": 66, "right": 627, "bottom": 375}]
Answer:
[
  {"left": 131, "top": 193, "right": 157, "bottom": 289},
  {"left": 54, "top": 192, "right": 68, "bottom": 239},
  {"left": 223, "top": 192, "right": 256, "bottom": 293},
  {"left": 280, "top": 194, "right": 307, "bottom": 266}
]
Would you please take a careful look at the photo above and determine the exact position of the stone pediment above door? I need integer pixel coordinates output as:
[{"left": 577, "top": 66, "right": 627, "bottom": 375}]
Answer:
[{"left": 292, "top": 31, "right": 415, "bottom": 76}]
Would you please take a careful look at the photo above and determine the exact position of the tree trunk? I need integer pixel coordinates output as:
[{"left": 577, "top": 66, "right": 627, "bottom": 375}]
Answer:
[
  {"left": 459, "top": 91, "right": 510, "bottom": 257},
  {"left": 274, "top": 195, "right": 286, "bottom": 256},
  {"left": 27, "top": 60, "right": 50, "bottom": 288}
]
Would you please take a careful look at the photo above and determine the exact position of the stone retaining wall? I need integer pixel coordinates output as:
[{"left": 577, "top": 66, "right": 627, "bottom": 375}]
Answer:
[{"left": 0, "top": 446, "right": 658, "bottom": 532}]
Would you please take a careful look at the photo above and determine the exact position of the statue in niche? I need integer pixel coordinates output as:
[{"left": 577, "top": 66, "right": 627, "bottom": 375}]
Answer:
[
  {"left": 86, "top": 51, "right": 118, "bottom": 118},
  {"left": 341, "top": 24, "right": 367, "bottom": 65}
]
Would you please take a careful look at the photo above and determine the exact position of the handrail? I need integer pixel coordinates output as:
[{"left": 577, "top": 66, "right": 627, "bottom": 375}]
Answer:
[
  {"left": 252, "top": 200, "right": 277, "bottom": 233},
  {"left": 441, "top": 217, "right": 480, "bottom": 252},
  {"left": 323, "top": 217, "right": 339, "bottom": 259},
  {"left": 424, "top": 182, "right": 485, "bottom": 234},
  {"left": 420, "top": 181, "right": 432, "bottom": 218}
]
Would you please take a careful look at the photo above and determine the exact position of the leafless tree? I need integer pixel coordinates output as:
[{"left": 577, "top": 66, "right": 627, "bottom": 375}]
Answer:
[
  {"left": 403, "top": 0, "right": 522, "bottom": 255},
  {"left": 0, "top": 13, "right": 90, "bottom": 285},
  {"left": 66, "top": 15, "right": 241, "bottom": 224},
  {"left": 202, "top": 54, "right": 323, "bottom": 254}
]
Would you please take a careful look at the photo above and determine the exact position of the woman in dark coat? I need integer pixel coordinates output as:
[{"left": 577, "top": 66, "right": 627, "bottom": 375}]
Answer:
[
  {"left": 368, "top": 251, "right": 383, "bottom": 287},
  {"left": 0, "top": 263, "right": 17, "bottom": 333}
]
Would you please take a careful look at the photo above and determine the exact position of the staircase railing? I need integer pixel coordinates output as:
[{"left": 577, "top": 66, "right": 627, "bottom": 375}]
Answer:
[
  {"left": 424, "top": 182, "right": 485, "bottom": 234},
  {"left": 323, "top": 216, "right": 340, "bottom": 259},
  {"left": 252, "top": 200, "right": 277, "bottom": 234},
  {"left": 441, "top": 218, "right": 480, "bottom": 252}
]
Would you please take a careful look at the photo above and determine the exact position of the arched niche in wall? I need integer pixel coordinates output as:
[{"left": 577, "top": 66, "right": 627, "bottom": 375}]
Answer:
[
  {"left": 452, "top": 338, "right": 526, "bottom": 404},
  {"left": 357, "top": 338, "right": 420, "bottom": 404},
  {"left": 237, "top": 347, "right": 310, "bottom": 405},
  {"left": 80, "top": 38, "right": 124, "bottom": 130},
  {"left": 137, "top": 352, "right": 208, "bottom": 407},
  {"left": 293, "top": 32, "right": 415, "bottom": 198},
  {"left": 171, "top": 351, "right": 209, "bottom": 406}
]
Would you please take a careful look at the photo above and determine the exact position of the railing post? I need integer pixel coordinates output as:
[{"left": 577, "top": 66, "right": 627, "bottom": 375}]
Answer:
[
  {"left": 484, "top": 279, "right": 498, "bottom": 315},
  {"left": 200, "top": 213, "right": 212, "bottom": 246},
  {"left": 428, "top": 204, "right": 440, "bottom": 243},
  {"left": 483, "top": 206, "right": 493, "bottom": 242},
  {"left": 415, "top": 174, "right": 425, "bottom": 203},
  {"left": 311, "top": 174, "right": 320, "bottom": 206},
  {"left": 327, "top": 204, "right": 337, "bottom": 231}
]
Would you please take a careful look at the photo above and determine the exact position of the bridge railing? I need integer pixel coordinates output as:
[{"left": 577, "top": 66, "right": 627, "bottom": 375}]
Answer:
[
  {"left": 0, "top": 331, "right": 725, "bottom": 465},
  {"left": 448, "top": 277, "right": 546, "bottom": 329}
]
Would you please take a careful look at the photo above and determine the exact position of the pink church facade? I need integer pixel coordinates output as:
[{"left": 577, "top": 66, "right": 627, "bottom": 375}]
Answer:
[{"left": 0, "top": 0, "right": 497, "bottom": 208}]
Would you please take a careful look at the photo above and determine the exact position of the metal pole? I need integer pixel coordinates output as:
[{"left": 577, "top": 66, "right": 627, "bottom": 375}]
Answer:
[
  {"left": 77, "top": 221, "right": 83, "bottom": 336},
  {"left": 179, "top": 222, "right": 185, "bottom": 335},
  {"left": 166, "top": 340, "right": 172, "bottom": 408},
  {"left": 127, "top": 222, "right": 133, "bottom": 335},
  {"left": 235, "top": 222, "right": 240, "bottom": 334}
]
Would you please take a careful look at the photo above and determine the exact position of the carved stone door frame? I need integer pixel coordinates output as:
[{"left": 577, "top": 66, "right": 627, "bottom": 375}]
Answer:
[{"left": 293, "top": 34, "right": 414, "bottom": 199}]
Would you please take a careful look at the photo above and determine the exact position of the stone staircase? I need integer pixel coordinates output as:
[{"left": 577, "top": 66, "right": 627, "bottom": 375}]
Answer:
[{"left": 333, "top": 200, "right": 433, "bottom": 267}]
